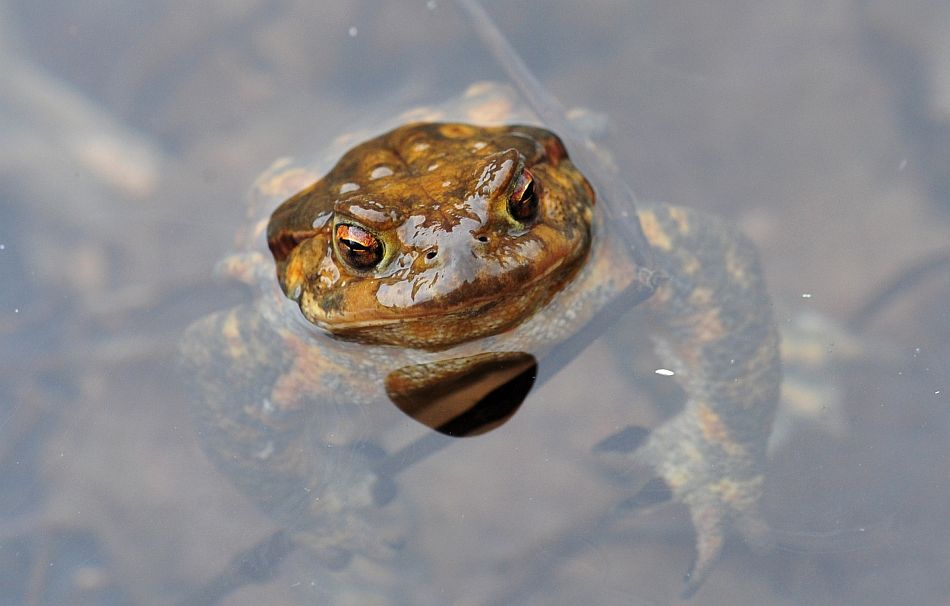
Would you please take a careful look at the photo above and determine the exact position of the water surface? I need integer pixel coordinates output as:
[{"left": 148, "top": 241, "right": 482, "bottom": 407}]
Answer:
[{"left": 2, "top": 1, "right": 949, "bottom": 604}]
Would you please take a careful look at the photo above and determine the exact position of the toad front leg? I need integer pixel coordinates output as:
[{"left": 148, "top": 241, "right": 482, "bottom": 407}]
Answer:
[
  {"left": 608, "top": 203, "right": 781, "bottom": 597},
  {"left": 180, "top": 303, "right": 406, "bottom": 570}
]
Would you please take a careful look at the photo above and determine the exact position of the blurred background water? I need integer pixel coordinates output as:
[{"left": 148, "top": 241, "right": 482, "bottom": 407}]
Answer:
[{"left": 2, "top": 1, "right": 949, "bottom": 604}]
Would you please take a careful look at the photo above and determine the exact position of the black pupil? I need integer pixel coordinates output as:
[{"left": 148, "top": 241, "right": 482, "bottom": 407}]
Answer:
[
  {"left": 510, "top": 174, "right": 537, "bottom": 221},
  {"left": 344, "top": 238, "right": 370, "bottom": 251}
]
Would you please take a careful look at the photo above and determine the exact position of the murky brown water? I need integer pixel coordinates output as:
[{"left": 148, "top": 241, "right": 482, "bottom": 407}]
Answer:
[{"left": 3, "top": 1, "right": 949, "bottom": 605}]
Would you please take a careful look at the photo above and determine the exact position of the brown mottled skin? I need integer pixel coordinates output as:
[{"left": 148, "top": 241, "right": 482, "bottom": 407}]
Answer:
[
  {"left": 180, "top": 121, "right": 780, "bottom": 596},
  {"left": 636, "top": 205, "right": 780, "bottom": 594},
  {"left": 267, "top": 123, "right": 593, "bottom": 350}
]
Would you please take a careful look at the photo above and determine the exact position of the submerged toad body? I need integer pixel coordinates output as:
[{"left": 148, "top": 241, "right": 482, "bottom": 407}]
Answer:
[{"left": 181, "top": 113, "right": 780, "bottom": 596}]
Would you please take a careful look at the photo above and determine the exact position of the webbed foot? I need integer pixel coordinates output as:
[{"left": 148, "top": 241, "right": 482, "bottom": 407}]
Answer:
[
  {"left": 286, "top": 440, "right": 410, "bottom": 567},
  {"left": 598, "top": 416, "right": 773, "bottom": 598}
]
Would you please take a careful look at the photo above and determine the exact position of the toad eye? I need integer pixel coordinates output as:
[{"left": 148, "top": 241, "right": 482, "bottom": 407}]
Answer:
[
  {"left": 507, "top": 168, "right": 538, "bottom": 223},
  {"left": 335, "top": 223, "right": 383, "bottom": 269}
]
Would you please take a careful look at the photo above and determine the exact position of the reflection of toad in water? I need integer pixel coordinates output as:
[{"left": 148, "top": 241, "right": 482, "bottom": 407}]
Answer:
[{"left": 180, "top": 91, "right": 780, "bottom": 598}]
